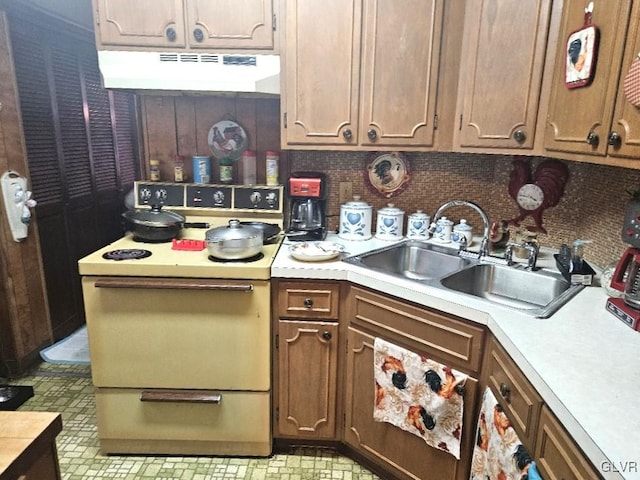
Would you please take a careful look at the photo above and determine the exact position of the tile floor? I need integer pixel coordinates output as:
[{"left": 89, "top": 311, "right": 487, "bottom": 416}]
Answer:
[{"left": 10, "top": 362, "right": 381, "bottom": 480}]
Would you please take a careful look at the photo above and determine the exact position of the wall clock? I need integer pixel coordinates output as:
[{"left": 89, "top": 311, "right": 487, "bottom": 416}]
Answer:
[
  {"left": 506, "top": 157, "right": 569, "bottom": 234},
  {"left": 364, "top": 152, "right": 411, "bottom": 199}
]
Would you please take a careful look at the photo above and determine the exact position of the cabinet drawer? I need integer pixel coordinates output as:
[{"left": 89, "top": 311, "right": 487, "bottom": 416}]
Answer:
[
  {"left": 349, "top": 286, "right": 485, "bottom": 373},
  {"left": 535, "top": 405, "right": 602, "bottom": 480},
  {"left": 278, "top": 281, "right": 340, "bottom": 320},
  {"left": 95, "top": 387, "right": 271, "bottom": 456},
  {"left": 485, "top": 337, "right": 543, "bottom": 449}
]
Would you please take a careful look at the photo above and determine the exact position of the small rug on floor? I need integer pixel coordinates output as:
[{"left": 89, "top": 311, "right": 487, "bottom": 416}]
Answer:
[{"left": 40, "top": 326, "right": 90, "bottom": 365}]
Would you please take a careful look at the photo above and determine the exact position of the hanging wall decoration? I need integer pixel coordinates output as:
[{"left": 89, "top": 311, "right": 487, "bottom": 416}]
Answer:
[
  {"left": 565, "top": 1, "right": 599, "bottom": 89},
  {"left": 364, "top": 152, "right": 411, "bottom": 199}
]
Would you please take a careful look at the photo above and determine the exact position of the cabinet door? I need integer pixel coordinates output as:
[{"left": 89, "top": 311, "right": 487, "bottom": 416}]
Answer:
[
  {"left": 94, "top": 0, "right": 186, "bottom": 48},
  {"left": 282, "top": 0, "right": 362, "bottom": 146},
  {"left": 344, "top": 326, "right": 479, "bottom": 480},
  {"left": 609, "top": 0, "right": 640, "bottom": 160},
  {"left": 544, "top": 0, "right": 632, "bottom": 156},
  {"left": 456, "top": 0, "right": 551, "bottom": 150},
  {"left": 185, "top": 0, "right": 276, "bottom": 50},
  {"left": 535, "top": 405, "right": 602, "bottom": 480},
  {"left": 276, "top": 321, "right": 338, "bottom": 439},
  {"left": 358, "top": 0, "right": 443, "bottom": 147}
]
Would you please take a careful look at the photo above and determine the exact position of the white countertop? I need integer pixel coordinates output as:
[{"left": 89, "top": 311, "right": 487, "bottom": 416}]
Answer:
[{"left": 272, "top": 233, "right": 640, "bottom": 480}]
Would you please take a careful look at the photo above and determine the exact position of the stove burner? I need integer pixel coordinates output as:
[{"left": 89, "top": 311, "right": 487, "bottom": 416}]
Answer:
[
  {"left": 103, "top": 249, "right": 152, "bottom": 261},
  {"left": 208, "top": 252, "right": 265, "bottom": 263}
]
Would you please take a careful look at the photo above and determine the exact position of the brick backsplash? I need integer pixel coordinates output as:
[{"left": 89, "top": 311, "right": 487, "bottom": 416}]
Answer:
[{"left": 289, "top": 150, "right": 640, "bottom": 269}]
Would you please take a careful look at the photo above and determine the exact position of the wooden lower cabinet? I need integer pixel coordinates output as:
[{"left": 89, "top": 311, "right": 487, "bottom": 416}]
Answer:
[
  {"left": 344, "top": 326, "right": 479, "bottom": 480},
  {"left": 484, "top": 336, "right": 543, "bottom": 451},
  {"left": 344, "top": 286, "right": 484, "bottom": 480},
  {"left": 535, "top": 405, "right": 603, "bottom": 480},
  {"left": 273, "top": 281, "right": 603, "bottom": 479},
  {"left": 276, "top": 320, "right": 339, "bottom": 439},
  {"left": 274, "top": 280, "right": 341, "bottom": 441}
]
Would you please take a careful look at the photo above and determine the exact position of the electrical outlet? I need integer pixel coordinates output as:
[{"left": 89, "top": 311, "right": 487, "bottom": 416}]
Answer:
[{"left": 339, "top": 181, "right": 353, "bottom": 204}]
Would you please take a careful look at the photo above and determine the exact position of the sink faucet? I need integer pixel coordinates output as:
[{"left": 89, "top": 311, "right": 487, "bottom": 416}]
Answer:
[
  {"left": 432, "top": 200, "right": 491, "bottom": 258},
  {"left": 505, "top": 241, "right": 539, "bottom": 270}
]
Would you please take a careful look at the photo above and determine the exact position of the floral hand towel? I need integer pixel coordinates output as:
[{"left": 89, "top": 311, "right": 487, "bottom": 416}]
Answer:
[{"left": 373, "top": 337, "right": 468, "bottom": 459}]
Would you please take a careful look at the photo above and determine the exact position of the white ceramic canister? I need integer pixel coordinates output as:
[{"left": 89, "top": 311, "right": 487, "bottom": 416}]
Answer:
[
  {"left": 452, "top": 219, "right": 473, "bottom": 246},
  {"left": 375, "top": 204, "right": 405, "bottom": 241},
  {"left": 406, "top": 210, "right": 431, "bottom": 240},
  {"left": 339, "top": 196, "right": 373, "bottom": 240},
  {"left": 432, "top": 216, "right": 453, "bottom": 243}
]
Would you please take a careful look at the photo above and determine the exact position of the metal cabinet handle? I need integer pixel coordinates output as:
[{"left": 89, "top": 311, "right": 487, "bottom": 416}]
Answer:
[
  {"left": 140, "top": 389, "right": 222, "bottom": 404},
  {"left": 193, "top": 28, "right": 204, "bottom": 42},
  {"left": 499, "top": 383, "right": 511, "bottom": 402},
  {"left": 586, "top": 131, "right": 599, "bottom": 146},
  {"left": 367, "top": 129, "right": 378, "bottom": 141},
  {"left": 303, "top": 298, "right": 313, "bottom": 308},
  {"left": 166, "top": 27, "right": 177, "bottom": 42},
  {"left": 95, "top": 277, "right": 253, "bottom": 292},
  {"left": 608, "top": 131, "right": 622, "bottom": 148},
  {"left": 342, "top": 129, "right": 353, "bottom": 140},
  {"left": 322, "top": 331, "right": 332, "bottom": 341},
  {"left": 513, "top": 130, "right": 526, "bottom": 143}
]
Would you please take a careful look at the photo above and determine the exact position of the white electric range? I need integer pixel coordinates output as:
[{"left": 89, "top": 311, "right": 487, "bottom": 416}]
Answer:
[{"left": 78, "top": 182, "right": 283, "bottom": 457}]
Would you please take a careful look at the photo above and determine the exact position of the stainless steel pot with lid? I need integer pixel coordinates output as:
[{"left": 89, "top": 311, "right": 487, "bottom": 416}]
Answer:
[{"left": 205, "top": 219, "right": 263, "bottom": 259}]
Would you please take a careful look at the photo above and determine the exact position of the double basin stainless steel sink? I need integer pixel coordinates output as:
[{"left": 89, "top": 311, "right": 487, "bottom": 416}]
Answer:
[{"left": 342, "top": 240, "right": 584, "bottom": 318}]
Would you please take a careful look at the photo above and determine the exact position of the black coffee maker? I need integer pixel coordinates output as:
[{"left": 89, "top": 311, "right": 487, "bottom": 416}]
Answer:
[{"left": 286, "top": 172, "right": 327, "bottom": 241}]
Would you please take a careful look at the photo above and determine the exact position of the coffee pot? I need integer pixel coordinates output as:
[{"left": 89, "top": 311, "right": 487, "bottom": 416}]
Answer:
[
  {"left": 610, "top": 248, "right": 640, "bottom": 310},
  {"left": 291, "top": 198, "right": 322, "bottom": 231},
  {"left": 606, "top": 198, "right": 640, "bottom": 331},
  {"left": 286, "top": 172, "right": 327, "bottom": 241}
]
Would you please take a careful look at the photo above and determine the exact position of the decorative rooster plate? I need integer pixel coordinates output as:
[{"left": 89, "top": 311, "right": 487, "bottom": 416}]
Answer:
[
  {"left": 365, "top": 152, "right": 411, "bottom": 198},
  {"left": 207, "top": 120, "right": 248, "bottom": 160}
]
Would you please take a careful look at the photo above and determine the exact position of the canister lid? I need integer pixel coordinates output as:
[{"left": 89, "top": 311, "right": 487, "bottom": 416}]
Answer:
[
  {"left": 454, "top": 219, "right": 472, "bottom": 231},
  {"left": 378, "top": 203, "right": 404, "bottom": 214},
  {"left": 344, "top": 195, "right": 370, "bottom": 207},
  {"left": 409, "top": 209, "right": 429, "bottom": 218}
]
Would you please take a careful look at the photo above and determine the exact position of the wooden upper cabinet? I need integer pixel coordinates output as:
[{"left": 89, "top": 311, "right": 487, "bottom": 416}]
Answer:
[
  {"left": 282, "top": 0, "right": 443, "bottom": 149},
  {"left": 544, "top": 0, "right": 632, "bottom": 158},
  {"left": 185, "top": 0, "right": 276, "bottom": 50},
  {"left": 455, "top": 0, "right": 552, "bottom": 150},
  {"left": 608, "top": 0, "right": 640, "bottom": 162},
  {"left": 358, "top": 0, "right": 443, "bottom": 148},
  {"left": 93, "top": 0, "right": 277, "bottom": 51},
  {"left": 282, "top": 0, "right": 361, "bottom": 146},
  {"left": 94, "top": 0, "right": 187, "bottom": 48}
]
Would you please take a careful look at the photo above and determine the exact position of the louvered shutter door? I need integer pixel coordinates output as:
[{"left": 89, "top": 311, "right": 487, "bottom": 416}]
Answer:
[
  {"left": 50, "top": 44, "right": 92, "bottom": 202},
  {"left": 82, "top": 52, "right": 118, "bottom": 193},
  {"left": 111, "top": 90, "right": 139, "bottom": 188},
  {"left": 10, "top": 30, "right": 63, "bottom": 208}
]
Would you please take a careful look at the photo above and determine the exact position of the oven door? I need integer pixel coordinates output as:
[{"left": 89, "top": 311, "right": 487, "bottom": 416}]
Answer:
[{"left": 82, "top": 276, "right": 270, "bottom": 391}]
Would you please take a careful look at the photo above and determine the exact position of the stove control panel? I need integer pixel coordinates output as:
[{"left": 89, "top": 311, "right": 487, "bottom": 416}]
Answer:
[
  {"left": 234, "top": 187, "right": 281, "bottom": 211},
  {"left": 134, "top": 182, "right": 283, "bottom": 213},
  {"left": 186, "top": 185, "right": 232, "bottom": 208},
  {"left": 137, "top": 183, "right": 184, "bottom": 207}
]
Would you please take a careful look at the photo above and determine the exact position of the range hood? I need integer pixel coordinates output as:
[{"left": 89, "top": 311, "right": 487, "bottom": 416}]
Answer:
[{"left": 97, "top": 50, "right": 280, "bottom": 95}]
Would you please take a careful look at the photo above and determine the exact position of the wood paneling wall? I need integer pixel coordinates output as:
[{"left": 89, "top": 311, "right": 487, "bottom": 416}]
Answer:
[
  {"left": 140, "top": 96, "right": 286, "bottom": 184},
  {"left": 0, "top": 11, "right": 52, "bottom": 376}
]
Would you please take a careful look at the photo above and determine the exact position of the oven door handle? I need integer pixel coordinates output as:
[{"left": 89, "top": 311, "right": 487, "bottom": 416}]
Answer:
[
  {"left": 94, "top": 277, "right": 254, "bottom": 292},
  {"left": 140, "top": 389, "right": 222, "bottom": 404}
]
